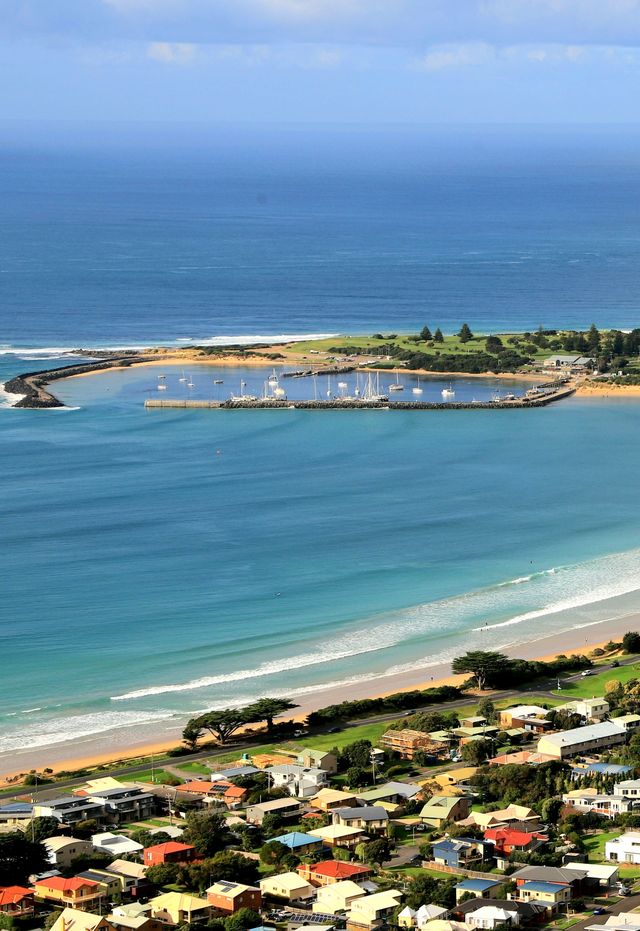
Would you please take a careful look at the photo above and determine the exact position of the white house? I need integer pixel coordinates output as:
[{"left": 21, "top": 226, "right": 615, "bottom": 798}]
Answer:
[
  {"left": 466, "top": 905, "right": 521, "bottom": 930},
  {"left": 266, "top": 764, "right": 328, "bottom": 799},
  {"left": 606, "top": 832, "right": 640, "bottom": 864},
  {"left": 92, "top": 833, "right": 143, "bottom": 857},
  {"left": 537, "top": 720, "right": 626, "bottom": 760}
]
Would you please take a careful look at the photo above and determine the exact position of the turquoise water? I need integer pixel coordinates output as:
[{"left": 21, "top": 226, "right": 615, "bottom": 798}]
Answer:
[{"left": 2, "top": 357, "right": 640, "bottom": 764}]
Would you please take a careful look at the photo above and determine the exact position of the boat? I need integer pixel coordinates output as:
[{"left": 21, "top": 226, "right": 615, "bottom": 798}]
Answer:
[
  {"left": 230, "top": 380, "right": 258, "bottom": 402},
  {"left": 362, "top": 371, "right": 388, "bottom": 403},
  {"left": 412, "top": 384, "right": 423, "bottom": 395},
  {"left": 213, "top": 379, "right": 223, "bottom": 385},
  {"left": 441, "top": 383, "right": 455, "bottom": 399},
  {"left": 268, "top": 369, "right": 279, "bottom": 386},
  {"left": 187, "top": 376, "right": 195, "bottom": 388},
  {"left": 389, "top": 371, "right": 404, "bottom": 392},
  {"left": 178, "top": 371, "right": 187, "bottom": 383},
  {"left": 326, "top": 375, "right": 332, "bottom": 398},
  {"left": 157, "top": 383, "right": 167, "bottom": 391}
]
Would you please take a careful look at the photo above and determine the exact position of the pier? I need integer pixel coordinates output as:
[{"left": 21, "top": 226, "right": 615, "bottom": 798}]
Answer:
[{"left": 144, "top": 385, "right": 575, "bottom": 410}]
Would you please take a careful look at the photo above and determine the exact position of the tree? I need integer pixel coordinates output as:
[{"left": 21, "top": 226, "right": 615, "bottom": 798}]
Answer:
[
  {"left": 587, "top": 323, "right": 601, "bottom": 352},
  {"left": 190, "top": 709, "right": 252, "bottom": 744},
  {"left": 477, "top": 698, "right": 497, "bottom": 724},
  {"left": 434, "top": 328, "right": 444, "bottom": 343},
  {"left": 260, "top": 840, "right": 288, "bottom": 866},
  {"left": 182, "top": 810, "right": 230, "bottom": 857},
  {"left": 451, "top": 651, "right": 510, "bottom": 691},
  {"left": 363, "top": 838, "right": 392, "bottom": 867},
  {"left": 224, "top": 909, "right": 261, "bottom": 931},
  {"left": 29, "top": 816, "right": 61, "bottom": 843},
  {"left": 420, "top": 325, "right": 433, "bottom": 341},
  {"left": 346, "top": 766, "right": 370, "bottom": 788},
  {"left": 338, "top": 739, "right": 372, "bottom": 771},
  {"left": 244, "top": 698, "right": 298, "bottom": 734},
  {"left": 146, "top": 863, "right": 180, "bottom": 885},
  {"left": 485, "top": 335, "right": 503, "bottom": 353},
  {"left": 260, "top": 812, "right": 284, "bottom": 837},
  {"left": 458, "top": 323, "right": 473, "bottom": 342},
  {"left": 622, "top": 631, "right": 640, "bottom": 654},
  {"left": 206, "top": 851, "right": 259, "bottom": 886},
  {"left": 461, "top": 738, "right": 493, "bottom": 765},
  {"left": 0, "top": 833, "right": 48, "bottom": 884},
  {"left": 182, "top": 720, "right": 205, "bottom": 751}
]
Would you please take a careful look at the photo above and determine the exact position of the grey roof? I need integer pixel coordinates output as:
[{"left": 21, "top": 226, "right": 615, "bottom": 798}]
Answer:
[
  {"left": 456, "top": 898, "right": 547, "bottom": 919},
  {"left": 510, "top": 866, "right": 587, "bottom": 883},
  {"left": 210, "top": 765, "right": 258, "bottom": 780},
  {"left": 335, "top": 806, "right": 389, "bottom": 821},
  {"left": 247, "top": 797, "right": 300, "bottom": 811},
  {"left": 37, "top": 797, "right": 103, "bottom": 810},
  {"left": 0, "top": 803, "right": 33, "bottom": 814},
  {"left": 89, "top": 787, "right": 153, "bottom": 800},
  {"left": 541, "top": 720, "right": 625, "bottom": 748}
]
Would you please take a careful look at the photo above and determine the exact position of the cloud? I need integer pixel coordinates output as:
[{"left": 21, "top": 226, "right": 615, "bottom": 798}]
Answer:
[
  {"left": 147, "top": 40, "right": 196, "bottom": 63},
  {"left": 416, "top": 42, "right": 495, "bottom": 71}
]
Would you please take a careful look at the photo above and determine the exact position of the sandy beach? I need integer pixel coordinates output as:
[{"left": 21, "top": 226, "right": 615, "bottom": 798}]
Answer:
[{"left": 3, "top": 612, "right": 637, "bottom": 784}]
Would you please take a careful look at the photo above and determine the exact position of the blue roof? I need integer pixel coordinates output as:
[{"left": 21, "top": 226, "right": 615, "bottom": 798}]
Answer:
[
  {"left": 456, "top": 879, "right": 499, "bottom": 891},
  {"left": 572, "top": 763, "right": 633, "bottom": 776},
  {"left": 0, "top": 803, "right": 33, "bottom": 813},
  {"left": 521, "top": 882, "right": 568, "bottom": 893},
  {"left": 272, "top": 832, "right": 322, "bottom": 849}
]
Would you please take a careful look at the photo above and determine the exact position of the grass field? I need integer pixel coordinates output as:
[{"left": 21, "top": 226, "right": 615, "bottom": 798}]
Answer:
[
  {"left": 173, "top": 761, "right": 211, "bottom": 776},
  {"left": 558, "top": 662, "right": 640, "bottom": 698}
]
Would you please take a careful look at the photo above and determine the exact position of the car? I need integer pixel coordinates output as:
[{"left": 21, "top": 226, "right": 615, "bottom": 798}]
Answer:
[
  {"left": 293, "top": 729, "right": 305, "bottom": 737},
  {"left": 593, "top": 908, "right": 609, "bottom": 915},
  {"left": 327, "top": 726, "right": 342, "bottom": 733},
  {"left": 403, "top": 709, "right": 417, "bottom": 717},
  {"left": 581, "top": 669, "right": 593, "bottom": 677}
]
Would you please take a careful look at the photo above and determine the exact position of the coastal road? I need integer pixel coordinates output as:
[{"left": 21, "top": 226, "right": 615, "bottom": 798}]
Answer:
[
  {"left": 561, "top": 891, "right": 640, "bottom": 931},
  {"left": 3, "top": 655, "right": 637, "bottom": 803}
]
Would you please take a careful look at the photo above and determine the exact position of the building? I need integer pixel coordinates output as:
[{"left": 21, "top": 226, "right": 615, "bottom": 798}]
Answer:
[
  {"left": 420, "top": 795, "right": 470, "bottom": 828},
  {"left": 510, "top": 865, "right": 586, "bottom": 902},
  {"left": 431, "top": 838, "right": 489, "bottom": 868},
  {"left": 270, "top": 832, "right": 324, "bottom": 856},
  {"left": 562, "top": 863, "right": 619, "bottom": 889},
  {"left": 107, "top": 860, "right": 152, "bottom": 899},
  {"left": 266, "top": 764, "right": 328, "bottom": 799},
  {"left": 207, "top": 881, "right": 262, "bottom": 914},
  {"left": 149, "top": 892, "right": 213, "bottom": 925},
  {"left": 49, "top": 908, "right": 115, "bottom": 931},
  {"left": 311, "top": 788, "right": 357, "bottom": 812},
  {"left": 557, "top": 698, "right": 610, "bottom": 722},
  {"left": 208, "top": 765, "right": 259, "bottom": 781},
  {"left": 562, "top": 788, "right": 639, "bottom": 819},
  {"left": 84, "top": 786, "right": 156, "bottom": 823},
  {"left": 297, "top": 749, "right": 338, "bottom": 774},
  {"left": 543, "top": 355, "right": 593, "bottom": 370},
  {"left": 0, "top": 803, "right": 35, "bottom": 834},
  {"left": 484, "top": 828, "right": 546, "bottom": 857},
  {"left": 432, "top": 768, "right": 478, "bottom": 794},
  {"left": 356, "top": 782, "right": 421, "bottom": 806},
  {"left": 454, "top": 879, "right": 501, "bottom": 904},
  {"left": 33, "top": 876, "right": 104, "bottom": 910},
  {"left": 615, "top": 779, "right": 640, "bottom": 798},
  {"left": 43, "top": 836, "right": 94, "bottom": 869},
  {"left": 381, "top": 729, "right": 441, "bottom": 760},
  {"left": 489, "top": 750, "right": 556, "bottom": 767},
  {"left": 346, "top": 889, "right": 402, "bottom": 930},
  {"left": 605, "top": 831, "right": 640, "bottom": 864},
  {"left": 259, "top": 872, "right": 315, "bottom": 903},
  {"left": 109, "top": 902, "right": 167, "bottom": 931},
  {"left": 513, "top": 881, "right": 571, "bottom": 910},
  {"left": 498, "top": 706, "right": 551, "bottom": 732},
  {"left": 584, "top": 914, "right": 640, "bottom": 931},
  {"left": 33, "top": 796, "right": 107, "bottom": 826},
  {"left": 0, "top": 886, "right": 35, "bottom": 919},
  {"left": 537, "top": 721, "right": 626, "bottom": 760},
  {"left": 76, "top": 870, "right": 123, "bottom": 901},
  {"left": 465, "top": 905, "right": 521, "bottom": 930},
  {"left": 143, "top": 841, "right": 196, "bottom": 867},
  {"left": 333, "top": 806, "right": 389, "bottom": 834},
  {"left": 93, "top": 833, "right": 144, "bottom": 857},
  {"left": 308, "top": 824, "right": 366, "bottom": 849},
  {"left": 314, "top": 881, "right": 367, "bottom": 914},
  {"left": 245, "top": 797, "right": 301, "bottom": 825},
  {"left": 298, "top": 861, "right": 373, "bottom": 887}
]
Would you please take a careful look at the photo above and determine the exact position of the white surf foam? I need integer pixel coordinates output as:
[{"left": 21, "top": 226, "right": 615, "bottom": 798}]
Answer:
[
  {"left": 0, "top": 709, "right": 176, "bottom": 754},
  {"left": 0, "top": 383, "right": 23, "bottom": 408}
]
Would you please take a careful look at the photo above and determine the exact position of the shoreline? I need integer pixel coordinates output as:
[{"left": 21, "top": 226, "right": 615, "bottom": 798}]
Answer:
[{"left": 3, "top": 614, "right": 637, "bottom": 784}]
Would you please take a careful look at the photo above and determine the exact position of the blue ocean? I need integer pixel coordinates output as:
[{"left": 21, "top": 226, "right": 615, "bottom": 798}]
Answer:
[{"left": 2, "top": 126, "right": 640, "bottom": 769}]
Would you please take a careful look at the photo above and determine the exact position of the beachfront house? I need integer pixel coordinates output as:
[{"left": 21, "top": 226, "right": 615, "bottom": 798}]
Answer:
[
  {"left": 84, "top": 786, "right": 156, "bottom": 823},
  {"left": 33, "top": 796, "right": 107, "bottom": 826},
  {"left": 537, "top": 720, "right": 626, "bottom": 759},
  {"left": 266, "top": 764, "right": 328, "bottom": 798}
]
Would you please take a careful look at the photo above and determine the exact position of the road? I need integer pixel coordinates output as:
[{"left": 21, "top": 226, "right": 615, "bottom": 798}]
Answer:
[
  {"left": 564, "top": 890, "right": 640, "bottom": 931},
  {"left": 2, "top": 655, "right": 637, "bottom": 803}
]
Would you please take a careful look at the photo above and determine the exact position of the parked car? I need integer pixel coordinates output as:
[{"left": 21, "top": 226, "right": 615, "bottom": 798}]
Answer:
[{"left": 581, "top": 670, "right": 593, "bottom": 677}]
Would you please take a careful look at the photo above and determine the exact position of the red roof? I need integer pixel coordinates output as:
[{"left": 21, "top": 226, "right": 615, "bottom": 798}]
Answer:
[
  {"left": 224, "top": 786, "right": 247, "bottom": 798},
  {"left": 308, "top": 861, "right": 371, "bottom": 879},
  {"left": 485, "top": 827, "right": 546, "bottom": 846},
  {"left": 178, "top": 780, "right": 218, "bottom": 794},
  {"left": 34, "top": 877, "right": 98, "bottom": 892},
  {"left": 0, "top": 887, "right": 33, "bottom": 906},
  {"left": 145, "top": 841, "right": 194, "bottom": 855}
]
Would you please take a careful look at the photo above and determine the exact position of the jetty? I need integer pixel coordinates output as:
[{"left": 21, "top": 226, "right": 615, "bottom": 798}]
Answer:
[{"left": 144, "top": 384, "right": 575, "bottom": 411}]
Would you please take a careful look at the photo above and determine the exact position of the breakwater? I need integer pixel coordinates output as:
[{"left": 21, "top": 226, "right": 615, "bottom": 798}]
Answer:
[
  {"left": 5, "top": 355, "right": 150, "bottom": 408},
  {"left": 145, "top": 385, "right": 575, "bottom": 410}
]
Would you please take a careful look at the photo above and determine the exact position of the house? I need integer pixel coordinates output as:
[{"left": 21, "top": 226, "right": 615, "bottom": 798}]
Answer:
[
  {"left": 381, "top": 729, "right": 441, "bottom": 760},
  {"left": 455, "top": 716, "right": 500, "bottom": 742},
  {"left": 84, "top": 786, "right": 156, "bottom": 823},
  {"left": 616, "top": 779, "right": 640, "bottom": 798},
  {"left": 270, "top": 832, "right": 324, "bottom": 856},
  {"left": 584, "top": 914, "right": 640, "bottom": 931},
  {"left": 571, "top": 762, "right": 634, "bottom": 779},
  {"left": 297, "top": 749, "right": 338, "bottom": 774},
  {"left": 298, "top": 861, "right": 373, "bottom": 887},
  {"left": 498, "top": 706, "right": 551, "bottom": 732},
  {"left": 537, "top": 721, "right": 626, "bottom": 759},
  {"left": 266, "top": 764, "right": 328, "bottom": 799},
  {"left": 614, "top": 714, "right": 640, "bottom": 732},
  {"left": 513, "top": 881, "right": 571, "bottom": 910},
  {"left": 33, "top": 876, "right": 104, "bottom": 910},
  {"left": 308, "top": 824, "right": 366, "bottom": 849},
  {"left": 557, "top": 697, "right": 610, "bottom": 722},
  {"left": 33, "top": 796, "right": 107, "bottom": 826},
  {"left": 259, "top": 872, "right": 315, "bottom": 902},
  {"left": 49, "top": 908, "right": 115, "bottom": 931},
  {"left": 346, "top": 889, "right": 402, "bottom": 929},
  {"left": 606, "top": 831, "right": 640, "bottom": 864},
  {"left": 143, "top": 841, "right": 196, "bottom": 866},
  {"left": 484, "top": 828, "right": 546, "bottom": 857},
  {"left": 333, "top": 806, "right": 389, "bottom": 834},
  {"left": 489, "top": 750, "right": 556, "bottom": 767},
  {"left": 245, "top": 797, "right": 301, "bottom": 825},
  {"left": 109, "top": 903, "right": 166, "bottom": 931},
  {"left": 0, "top": 886, "right": 35, "bottom": 919},
  {"left": 93, "top": 833, "right": 144, "bottom": 857},
  {"left": 510, "top": 865, "right": 586, "bottom": 903},
  {"left": 562, "top": 788, "right": 639, "bottom": 819},
  {"left": 43, "top": 836, "right": 94, "bottom": 869},
  {"left": 420, "top": 795, "right": 470, "bottom": 828},
  {"left": 431, "top": 838, "right": 489, "bottom": 868},
  {"left": 543, "top": 355, "right": 593, "bottom": 370},
  {"left": 314, "top": 881, "right": 367, "bottom": 914},
  {"left": 432, "top": 768, "right": 478, "bottom": 794},
  {"left": 107, "top": 860, "right": 152, "bottom": 899},
  {"left": 149, "top": 892, "right": 213, "bottom": 925},
  {"left": 76, "top": 870, "right": 123, "bottom": 901},
  {"left": 209, "top": 765, "right": 259, "bottom": 781},
  {"left": 454, "top": 879, "right": 501, "bottom": 904},
  {"left": 356, "top": 782, "right": 421, "bottom": 807},
  {"left": 0, "top": 803, "right": 35, "bottom": 833},
  {"left": 207, "top": 881, "right": 262, "bottom": 914},
  {"left": 562, "top": 863, "right": 619, "bottom": 889},
  {"left": 399, "top": 905, "right": 450, "bottom": 928},
  {"left": 465, "top": 905, "right": 521, "bottom": 930},
  {"left": 312, "top": 788, "right": 357, "bottom": 812}
]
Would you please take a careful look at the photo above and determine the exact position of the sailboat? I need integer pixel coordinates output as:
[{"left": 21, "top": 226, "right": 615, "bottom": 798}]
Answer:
[
  {"left": 268, "top": 369, "right": 279, "bottom": 386},
  {"left": 326, "top": 375, "right": 332, "bottom": 399},
  {"left": 441, "top": 383, "right": 455, "bottom": 399},
  {"left": 412, "top": 379, "right": 423, "bottom": 395},
  {"left": 230, "top": 380, "right": 258, "bottom": 402},
  {"left": 178, "top": 371, "right": 187, "bottom": 383},
  {"left": 187, "top": 375, "right": 195, "bottom": 388},
  {"left": 389, "top": 371, "right": 404, "bottom": 392},
  {"left": 157, "top": 375, "right": 167, "bottom": 391},
  {"left": 213, "top": 378, "right": 223, "bottom": 385}
]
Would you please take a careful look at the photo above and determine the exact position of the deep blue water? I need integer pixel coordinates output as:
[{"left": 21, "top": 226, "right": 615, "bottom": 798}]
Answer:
[{"left": 3, "top": 127, "right": 640, "bottom": 767}]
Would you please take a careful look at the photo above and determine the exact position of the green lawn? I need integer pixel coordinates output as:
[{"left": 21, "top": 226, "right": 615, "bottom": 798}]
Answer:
[
  {"left": 129, "top": 768, "right": 175, "bottom": 784},
  {"left": 557, "top": 662, "right": 640, "bottom": 698},
  {"left": 173, "top": 761, "right": 211, "bottom": 776},
  {"left": 583, "top": 830, "right": 620, "bottom": 860}
]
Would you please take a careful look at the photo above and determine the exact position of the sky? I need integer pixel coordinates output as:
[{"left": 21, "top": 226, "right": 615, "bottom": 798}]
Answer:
[{"left": 4, "top": 1, "right": 640, "bottom": 125}]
